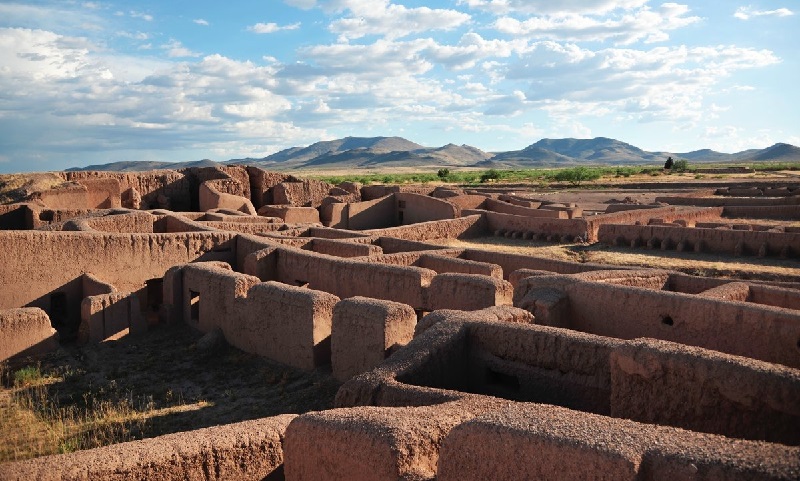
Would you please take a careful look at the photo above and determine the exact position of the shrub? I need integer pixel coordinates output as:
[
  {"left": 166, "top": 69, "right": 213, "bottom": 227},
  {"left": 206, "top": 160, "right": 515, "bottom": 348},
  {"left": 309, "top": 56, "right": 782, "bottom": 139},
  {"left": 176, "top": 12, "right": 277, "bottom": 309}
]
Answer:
[
  {"left": 437, "top": 168, "right": 450, "bottom": 180},
  {"left": 480, "top": 169, "right": 500, "bottom": 183},
  {"left": 671, "top": 159, "right": 689, "bottom": 172},
  {"left": 554, "top": 166, "right": 601, "bottom": 186}
]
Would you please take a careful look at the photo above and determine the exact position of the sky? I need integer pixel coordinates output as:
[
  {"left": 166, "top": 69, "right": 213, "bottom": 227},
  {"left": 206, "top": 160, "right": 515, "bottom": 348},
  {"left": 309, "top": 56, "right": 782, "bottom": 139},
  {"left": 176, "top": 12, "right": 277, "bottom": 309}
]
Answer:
[{"left": 0, "top": 1, "right": 797, "bottom": 173}]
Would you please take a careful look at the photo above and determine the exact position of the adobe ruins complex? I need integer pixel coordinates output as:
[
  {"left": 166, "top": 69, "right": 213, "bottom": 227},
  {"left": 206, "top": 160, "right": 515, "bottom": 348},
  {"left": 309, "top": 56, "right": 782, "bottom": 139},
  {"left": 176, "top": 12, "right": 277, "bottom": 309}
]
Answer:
[{"left": 0, "top": 165, "right": 799, "bottom": 480}]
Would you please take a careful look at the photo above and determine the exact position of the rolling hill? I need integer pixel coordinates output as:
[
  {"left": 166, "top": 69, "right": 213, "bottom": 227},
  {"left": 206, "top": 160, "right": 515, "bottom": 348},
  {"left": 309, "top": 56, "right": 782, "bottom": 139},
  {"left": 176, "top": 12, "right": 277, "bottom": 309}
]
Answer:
[{"left": 65, "top": 137, "right": 800, "bottom": 172}]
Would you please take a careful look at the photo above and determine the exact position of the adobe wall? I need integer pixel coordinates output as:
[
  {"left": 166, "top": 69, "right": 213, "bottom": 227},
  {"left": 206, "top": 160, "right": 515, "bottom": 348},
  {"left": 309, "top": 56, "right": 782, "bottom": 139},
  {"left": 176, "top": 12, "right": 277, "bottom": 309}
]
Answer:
[
  {"left": 245, "top": 167, "right": 293, "bottom": 208},
  {"left": 598, "top": 223, "right": 800, "bottom": 257},
  {"left": 197, "top": 221, "right": 285, "bottom": 235},
  {"left": 444, "top": 194, "right": 488, "bottom": 212},
  {"left": 35, "top": 183, "right": 89, "bottom": 209},
  {"left": 395, "top": 192, "right": 457, "bottom": 225},
  {"left": 63, "top": 170, "right": 192, "bottom": 211},
  {"left": 0, "top": 307, "right": 58, "bottom": 362},
  {"left": 198, "top": 180, "right": 257, "bottom": 215},
  {"left": 0, "top": 231, "right": 236, "bottom": 336},
  {"left": 469, "top": 210, "right": 589, "bottom": 241},
  {"left": 0, "top": 414, "right": 296, "bottom": 481},
  {"left": 258, "top": 205, "right": 320, "bottom": 224},
  {"left": 311, "top": 238, "right": 383, "bottom": 258},
  {"left": 0, "top": 203, "right": 31, "bottom": 230},
  {"left": 331, "top": 296, "right": 416, "bottom": 381},
  {"left": 611, "top": 338, "right": 800, "bottom": 445},
  {"left": 274, "top": 248, "right": 435, "bottom": 308},
  {"left": 427, "top": 274, "right": 513, "bottom": 311},
  {"left": 74, "top": 177, "right": 122, "bottom": 209},
  {"left": 376, "top": 237, "right": 457, "bottom": 254},
  {"left": 347, "top": 195, "right": 396, "bottom": 230},
  {"left": 656, "top": 195, "right": 800, "bottom": 206},
  {"left": 83, "top": 212, "right": 155, "bottom": 233},
  {"left": 484, "top": 198, "right": 566, "bottom": 218},
  {"left": 724, "top": 205, "right": 800, "bottom": 219},
  {"left": 515, "top": 274, "right": 800, "bottom": 367},
  {"left": 79, "top": 292, "right": 145, "bottom": 343},
  {"left": 272, "top": 179, "right": 334, "bottom": 207},
  {"left": 365, "top": 215, "right": 487, "bottom": 241},
  {"left": 418, "top": 253, "right": 502, "bottom": 278},
  {"left": 438, "top": 402, "right": 799, "bottom": 481},
  {"left": 462, "top": 249, "right": 623, "bottom": 280}
]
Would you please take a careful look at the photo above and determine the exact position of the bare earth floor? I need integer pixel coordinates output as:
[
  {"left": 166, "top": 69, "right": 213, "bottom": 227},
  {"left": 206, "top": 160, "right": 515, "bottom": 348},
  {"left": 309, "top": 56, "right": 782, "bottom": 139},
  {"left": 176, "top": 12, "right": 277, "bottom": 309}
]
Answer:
[{"left": 0, "top": 324, "right": 340, "bottom": 462}]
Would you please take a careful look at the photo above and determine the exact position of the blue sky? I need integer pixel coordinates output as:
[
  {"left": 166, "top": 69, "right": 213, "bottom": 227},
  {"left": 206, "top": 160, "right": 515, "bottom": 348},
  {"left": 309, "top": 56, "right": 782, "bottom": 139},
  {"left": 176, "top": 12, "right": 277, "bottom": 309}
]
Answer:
[{"left": 0, "top": 1, "right": 797, "bottom": 173}]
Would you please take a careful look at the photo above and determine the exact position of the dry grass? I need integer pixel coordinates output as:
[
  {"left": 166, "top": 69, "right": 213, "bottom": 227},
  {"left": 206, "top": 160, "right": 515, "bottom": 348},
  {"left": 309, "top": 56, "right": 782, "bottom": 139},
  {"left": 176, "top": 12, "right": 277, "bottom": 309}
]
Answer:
[
  {"left": 435, "top": 236, "right": 800, "bottom": 282},
  {"left": 0, "top": 173, "right": 67, "bottom": 204},
  {"left": 0, "top": 324, "right": 340, "bottom": 463}
]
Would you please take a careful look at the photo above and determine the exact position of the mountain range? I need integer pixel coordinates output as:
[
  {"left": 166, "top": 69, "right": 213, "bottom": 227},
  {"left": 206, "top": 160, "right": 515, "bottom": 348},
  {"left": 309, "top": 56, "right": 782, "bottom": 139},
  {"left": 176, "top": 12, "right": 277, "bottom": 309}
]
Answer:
[{"left": 66, "top": 136, "right": 800, "bottom": 172}]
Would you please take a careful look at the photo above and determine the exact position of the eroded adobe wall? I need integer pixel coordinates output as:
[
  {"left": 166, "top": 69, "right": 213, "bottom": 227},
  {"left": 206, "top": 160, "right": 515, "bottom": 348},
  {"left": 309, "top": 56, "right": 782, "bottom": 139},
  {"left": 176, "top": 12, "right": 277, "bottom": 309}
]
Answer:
[
  {"left": 462, "top": 249, "right": 624, "bottom": 280},
  {"left": 74, "top": 177, "right": 122, "bottom": 209},
  {"left": 656, "top": 195, "right": 800, "bottom": 207},
  {"left": 365, "top": 215, "right": 487, "bottom": 241},
  {"left": 484, "top": 198, "right": 567, "bottom": 218},
  {"left": 517, "top": 276, "right": 800, "bottom": 367},
  {"left": 598, "top": 223, "right": 800, "bottom": 256},
  {"left": 83, "top": 212, "right": 155, "bottom": 233},
  {"left": 724, "top": 205, "right": 800, "bottom": 219},
  {"left": 275, "top": 248, "right": 435, "bottom": 308},
  {"left": 427, "top": 273, "right": 513, "bottom": 311},
  {"left": 199, "top": 180, "right": 257, "bottom": 215},
  {"left": 395, "top": 192, "right": 458, "bottom": 225},
  {"left": 63, "top": 170, "right": 192, "bottom": 211},
  {"left": 0, "top": 307, "right": 58, "bottom": 362},
  {"left": 0, "top": 231, "right": 236, "bottom": 336},
  {"left": 347, "top": 195, "right": 396, "bottom": 230},
  {"left": 0, "top": 414, "right": 296, "bottom": 481},
  {"left": 469, "top": 210, "right": 589, "bottom": 240},
  {"left": 34, "top": 183, "right": 89, "bottom": 209},
  {"left": 311, "top": 238, "right": 382, "bottom": 258},
  {"left": 418, "top": 253, "right": 502, "bottom": 278},
  {"left": 0, "top": 204, "right": 31, "bottom": 229},
  {"left": 444, "top": 194, "right": 488, "bottom": 213}
]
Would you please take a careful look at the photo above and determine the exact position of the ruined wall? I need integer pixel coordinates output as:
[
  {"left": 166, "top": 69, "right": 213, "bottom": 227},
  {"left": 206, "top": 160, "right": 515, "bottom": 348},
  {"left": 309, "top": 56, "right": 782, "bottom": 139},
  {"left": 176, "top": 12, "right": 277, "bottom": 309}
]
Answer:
[
  {"left": 35, "top": 183, "right": 89, "bottom": 209},
  {"left": 0, "top": 204, "right": 31, "bottom": 230},
  {"left": 444, "top": 194, "right": 488, "bottom": 213},
  {"left": 0, "top": 231, "right": 236, "bottom": 336},
  {"left": 245, "top": 167, "right": 293, "bottom": 208},
  {"left": 347, "top": 195, "right": 396, "bottom": 230},
  {"left": 311, "top": 238, "right": 382, "bottom": 258},
  {"left": 365, "top": 215, "right": 487, "bottom": 241},
  {"left": 724, "top": 205, "right": 800, "bottom": 219},
  {"left": 0, "top": 308, "right": 58, "bottom": 361},
  {"left": 272, "top": 179, "right": 334, "bottom": 207},
  {"left": 515, "top": 274, "right": 800, "bottom": 367},
  {"left": 417, "top": 253, "right": 502, "bottom": 278},
  {"left": 395, "top": 192, "right": 457, "bottom": 225},
  {"left": 74, "top": 177, "right": 122, "bottom": 209},
  {"left": 427, "top": 274, "right": 513, "bottom": 311},
  {"left": 462, "top": 249, "right": 620, "bottom": 280},
  {"left": 63, "top": 170, "right": 192, "bottom": 211},
  {"left": 0, "top": 415, "right": 296, "bottom": 481},
  {"left": 470, "top": 210, "right": 589, "bottom": 240},
  {"left": 83, "top": 212, "right": 155, "bottom": 233},
  {"left": 258, "top": 205, "right": 320, "bottom": 224},
  {"left": 199, "top": 180, "right": 257, "bottom": 215},
  {"left": 657, "top": 195, "right": 800, "bottom": 207},
  {"left": 79, "top": 292, "right": 145, "bottom": 343},
  {"left": 598, "top": 223, "right": 800, "bottom": 256},
  {"left": 484, "top": 198, "right": 566, "bottom": 218}
]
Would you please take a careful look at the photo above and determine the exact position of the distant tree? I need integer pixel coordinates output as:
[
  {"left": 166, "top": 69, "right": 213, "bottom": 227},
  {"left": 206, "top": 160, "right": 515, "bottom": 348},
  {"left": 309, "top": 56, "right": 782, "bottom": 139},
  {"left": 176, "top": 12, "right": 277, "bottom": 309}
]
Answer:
[
  {"left": 672, "top": 158, "right": 689, "bottom": 172},
  {"left": 437, "top": 168, "right": 450, "bottom": 180},
  {"left": 664, "top": 156, "right": 674, "bottom": 169},
  {"left": 554, "top": 166, "right": 601, "bottom": 186},
  {"left": 480, "top": 169, "right": 501, "bottom": 183}
]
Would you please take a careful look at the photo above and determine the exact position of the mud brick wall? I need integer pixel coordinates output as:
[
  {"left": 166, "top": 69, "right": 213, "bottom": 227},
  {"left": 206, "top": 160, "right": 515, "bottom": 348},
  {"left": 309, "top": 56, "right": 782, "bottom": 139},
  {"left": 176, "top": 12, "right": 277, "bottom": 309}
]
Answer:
[
  {"left": 0, "top": 204, "right": 31, "bottom": 229},
  {"left": 35, "top": 183, "right": 89, "bottom": 209},
  {"left": 365, "top": 215, "right": 487, "bottom": 241},
  {"left": 83, "top": 212, "right": 155, "bottom": 233},
  {"left": 484, "top": 198, "right": 566, "bottom": 218},
  {"left": 331, "top": 296, "right": 416, "bottom": 381},
  {"left": 610, "top": 338, "right": 800, "bottom": 445},
  {"left": 395, "top": 192, "right": 458, "bottom": 225},
  {"left": 0, "top": 307, "right": 58, "bottom": 361},
  {"left": 656, "top": 195, "right": 800, "bottom": 207},
  {"left": 427, "top": 273, "right": 513, "bottom": 311},
  {"left": 63, "top": 170, "right": 192, "bottom": 211},
  {"left": 199, "top": 180, "right": 256, "bottom": 215},
  {"left": 598, "top": 223, "right": 800, "bottom": 256},
  {"left": 468, "top": 210, "right": 589, "bottom": 240},
  {"left": 462, "top": 249, "right": 623, "bottom": 280},
  {"left": 0, "top": 231, "right": 236, "bottom": 335},
  {"left": 418, "top": 253, "right": 502, "bottom": 278},
  {"left": 724, "top": 205, "right": 800, "bottom": 219},
  {"left": 0, "top": 415, "right": 296, "bottom": 481},
  {"left": 80, "top": 292, "right": 145, "bottom": 343},
  {"left": 346, "top": 195, "right": 396, "bottom": 230},
  {"left": 275, "top": 248, "right": 435, "bottom": 309},
  {"left": 311, "top": 238, "right": 383, "bottom": 258},
  {"left": 258, "top": 205, "right": 320, "bottom": 224}
]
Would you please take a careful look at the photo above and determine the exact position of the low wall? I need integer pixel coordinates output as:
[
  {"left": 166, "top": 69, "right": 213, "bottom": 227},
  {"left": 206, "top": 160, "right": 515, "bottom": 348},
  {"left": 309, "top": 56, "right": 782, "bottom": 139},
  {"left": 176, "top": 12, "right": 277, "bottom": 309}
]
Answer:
[
  {"left": 0, "top": 204, "right": 32, "bottom": 230},
  {"left": 395, "top": 192, "right": 457, "bottom": 225},
  {"left": 418, "top": 253, "right": 502, "bottom": 278},
  {"left": 724, "top": 205, "right": 800, "bottom": 219},
  {"left": 462, "top": 249, "right": 622, "bottom": 280},
  {"left": 79, "top": 292, "right": 145, "bottom": 343},
  {"left": 598, "top": 223, "right": 800, "bottom": 257},
  {"left": 0, "top": 308, "right": 58, "bottom": 361},
  {"left": 347, "top": 195, "right": 395, "bottom": 230},
  {"left": 427, "top": 273, "right": 513, "bottom": 311},
  {"left": 199, "top": 180, "right": 257, "bottom": 215},
  {"left": 331, "top": 297, "right": 416, "bottom": 381},
  {"left": 470, "top": 210, "right": 589, "bottom": 240},
  {"left": 75, "top": 177, "right": 122, "bottom": 209},
  {"left": 611, "top": 338, "right": 800, "bottom": 445},
  {"left": 275, "top": 248, "right": 435, "bottom": 309},
  {"left": 0, "top": 414, "right": 296, "bottom": 481},
  {"left": 258, "top": 205, "right": 320, "bottom": 224},
  {"left": 656, "top": 195, "right": 800, "bottom": 206},
  {"left": 365, "top": 215, "right": 486, "bottom": 241},
  {"left": 83, "top": 212, "right": 155, "bottom": 233},
  {"left": 515, "top": 274, "right": 800, "bottom": 368},
  {"left": 311, "top": 238, "right": 382, "bottom": 258},
  {"left": 484, "top": 198, "right": 566, "bottom": 218}
]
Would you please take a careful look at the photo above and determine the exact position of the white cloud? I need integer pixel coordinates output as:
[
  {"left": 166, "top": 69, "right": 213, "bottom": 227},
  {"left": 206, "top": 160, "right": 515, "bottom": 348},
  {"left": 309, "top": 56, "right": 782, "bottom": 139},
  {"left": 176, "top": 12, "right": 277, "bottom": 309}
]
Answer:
[
  {"left": 194, "top": 19, "right": 210, "bottom": 26},
  {"left": 247, "top": 22, "right": 301, "bottom": 34},
  {"left": 284, "top": 0, "right": 318, "bottom": 9},
  {"left": 734, "top": 6, "right": 793, "bottom": 20},
  {"left": 493, "top": 3, "right": 700, "bottom": 45},
  {"left": 458, "top": 0, "right": 648, "bottom": 15},
  {"left": 311, "top": 0, "right": 471, "bottom": 40},
  {"left": 129, "top": 10, "right": 153, "bottom": 22},
  {"left": 161, "top": 39, "right": 201, "bottom": 58}
]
